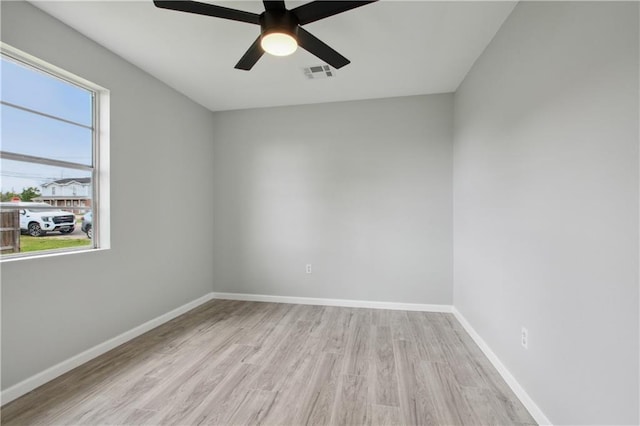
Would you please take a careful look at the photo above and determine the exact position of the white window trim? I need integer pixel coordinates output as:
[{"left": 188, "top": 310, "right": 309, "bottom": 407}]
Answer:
[{"left": 0, "top": 43, "right": 110, "bottom": 261}]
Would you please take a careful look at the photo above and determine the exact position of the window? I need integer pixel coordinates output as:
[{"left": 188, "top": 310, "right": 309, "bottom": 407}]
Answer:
[{"left": 0, "top": 44, "right": 110, "bottom": 259}]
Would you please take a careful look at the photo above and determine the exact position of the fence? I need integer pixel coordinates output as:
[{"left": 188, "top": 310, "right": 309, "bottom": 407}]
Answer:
[{"left": 1, "top": 210, "right": 20, "bottom": 254}]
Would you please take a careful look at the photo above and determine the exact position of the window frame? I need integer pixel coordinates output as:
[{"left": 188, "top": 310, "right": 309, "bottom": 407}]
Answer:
[{"left": 0, "top": 43, "right": 110, "bottom": 261}]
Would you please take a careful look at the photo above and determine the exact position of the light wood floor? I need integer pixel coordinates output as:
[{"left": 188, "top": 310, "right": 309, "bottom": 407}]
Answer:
[{"left": 1, "top": 300, "right": 536, "bottom": 425}]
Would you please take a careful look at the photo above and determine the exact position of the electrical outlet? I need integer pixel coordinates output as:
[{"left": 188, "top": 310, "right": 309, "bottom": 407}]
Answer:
[
  {"left": 521, "top": 327, "right": 528, "bottom": 349},
  {"left": 306, "top": 264, "right": 312, "bottom": 274}
]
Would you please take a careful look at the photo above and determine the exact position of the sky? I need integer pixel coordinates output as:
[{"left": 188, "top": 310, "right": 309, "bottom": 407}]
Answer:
[{"left": 0, "top": 57, "right": 93, "bottom": 193}]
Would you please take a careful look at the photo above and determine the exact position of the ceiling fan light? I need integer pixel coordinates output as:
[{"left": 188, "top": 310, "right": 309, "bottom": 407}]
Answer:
[{"left": 261, "top": 32, "right": 298, "bottom": 56}]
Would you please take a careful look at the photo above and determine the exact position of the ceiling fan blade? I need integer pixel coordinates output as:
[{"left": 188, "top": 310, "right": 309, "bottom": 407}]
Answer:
[
  {"left": 153, "top": 0, "right": 260, "bottom": 25},
  {"left": 292, "top": 1, "right": 377, "bottom": 25},
  {"left": 297, "top": 27, "right": 350, "bottom": 69},
  {"left": 263, "top": 0, "right": 286, "bottom": 11},
  {"left": 234, "top": 37, "right": 265, "bottom": 70}
]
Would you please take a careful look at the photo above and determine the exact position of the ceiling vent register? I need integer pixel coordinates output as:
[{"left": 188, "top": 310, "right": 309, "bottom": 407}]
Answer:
[{"left": 304, "top": 65, "right": 334, "bottom": 79}]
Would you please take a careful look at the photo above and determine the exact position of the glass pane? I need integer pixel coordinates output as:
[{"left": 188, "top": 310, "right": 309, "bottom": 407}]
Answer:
[
  {"left": 1, "top": 104, "right": 92, "bottom": 165},
  {"left": 0, "top": 159, "right": 93, "bottom": 257},
  {"left": 1, "top": 57, "right": 92, "bottom": 126}
]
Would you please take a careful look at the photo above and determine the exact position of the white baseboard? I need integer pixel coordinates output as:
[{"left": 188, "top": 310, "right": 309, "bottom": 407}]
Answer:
[
  {"left": 211, "top": 291, "right": 452, "bottom": 313},
  {"left": 452, "top": 307, "right": 552, "bottom": 426},
  {"left": 1, "top": 292, "right": 215, "bottom": 406}
]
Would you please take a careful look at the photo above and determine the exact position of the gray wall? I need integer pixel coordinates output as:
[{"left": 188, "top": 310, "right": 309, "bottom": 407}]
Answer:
[
  {"left": 453, "top": 2, "right": 639, "bottom": 424},
  {"left": 1, "top": 1, "right": 215, "bottom": 390},
  {"left": 212, "top": 95, "right": 453, "bottom": 304}
]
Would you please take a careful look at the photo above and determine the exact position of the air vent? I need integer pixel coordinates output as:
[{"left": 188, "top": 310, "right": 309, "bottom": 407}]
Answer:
[{"left": 303, "top": 65, "right": 334, "bottom": 79}]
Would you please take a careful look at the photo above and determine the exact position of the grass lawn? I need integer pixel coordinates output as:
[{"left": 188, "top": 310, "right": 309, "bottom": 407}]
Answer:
[{"left": 20, "top": 236, "right": 91, "bottom": 253}]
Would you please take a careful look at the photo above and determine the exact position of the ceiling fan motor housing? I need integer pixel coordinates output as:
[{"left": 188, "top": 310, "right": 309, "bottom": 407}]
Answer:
[{"left": 260, "top": 9, "right": 299, "bottom": 39}]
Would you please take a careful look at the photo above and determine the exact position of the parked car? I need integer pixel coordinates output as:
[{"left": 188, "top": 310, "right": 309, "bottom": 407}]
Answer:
[
  {"left": 82, "top": 211, "right": 92, "bottom": 239},
  {"left": 0, "top": 202, "right": 76, "bottom": 237}
]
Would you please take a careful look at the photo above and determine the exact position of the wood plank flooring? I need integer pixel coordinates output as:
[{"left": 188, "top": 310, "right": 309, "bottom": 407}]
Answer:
[{"left": 1, "top": 300, "right": 536, "bottom": 425}]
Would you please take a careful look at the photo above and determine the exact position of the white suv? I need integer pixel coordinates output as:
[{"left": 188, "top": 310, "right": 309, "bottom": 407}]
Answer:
[{"left": 2, "top": 202, "right": 76, "bottom": 237}]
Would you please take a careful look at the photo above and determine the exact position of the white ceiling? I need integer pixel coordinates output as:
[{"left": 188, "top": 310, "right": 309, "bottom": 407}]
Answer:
[{"left": 31, "top": 1, "right": 516, "bottom": 112}]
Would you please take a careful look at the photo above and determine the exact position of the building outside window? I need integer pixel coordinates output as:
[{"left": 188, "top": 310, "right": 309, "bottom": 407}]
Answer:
[{"left": 35, "top": 177, "right": 91, "bottom": 214}]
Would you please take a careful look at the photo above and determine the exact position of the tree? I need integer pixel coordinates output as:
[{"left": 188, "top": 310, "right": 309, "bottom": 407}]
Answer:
[
  {"left": 1, "top": 191, "right": 20, "bottom": 202},
  {"left": 19, "top": 187, "right": 41, "bottom": 202}
]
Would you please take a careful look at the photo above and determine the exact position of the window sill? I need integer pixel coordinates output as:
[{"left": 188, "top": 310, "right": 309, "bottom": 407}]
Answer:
[{"left": 1, "top": 246, "right": 110, "bottom": 263}]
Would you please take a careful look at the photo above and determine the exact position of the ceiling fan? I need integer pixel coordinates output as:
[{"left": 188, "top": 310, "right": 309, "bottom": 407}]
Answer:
[{"left": 153, "top": 0, "right": 378, "bottom": 70}]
